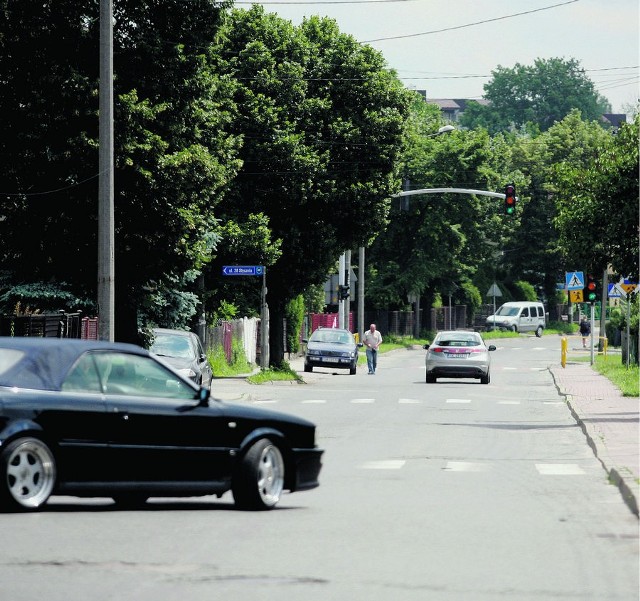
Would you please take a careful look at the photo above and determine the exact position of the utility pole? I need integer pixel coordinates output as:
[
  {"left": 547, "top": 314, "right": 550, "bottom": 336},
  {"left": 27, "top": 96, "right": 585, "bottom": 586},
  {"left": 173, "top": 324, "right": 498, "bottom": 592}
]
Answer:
[
  {"left": 344, "top": 250, "right": 351, "bottom": 330},
  {"left": 98, "top": 0, "right": 114, "bottom": 341},
  {"left": 358, "top": 246, "right": 365, "bottom": 341}
]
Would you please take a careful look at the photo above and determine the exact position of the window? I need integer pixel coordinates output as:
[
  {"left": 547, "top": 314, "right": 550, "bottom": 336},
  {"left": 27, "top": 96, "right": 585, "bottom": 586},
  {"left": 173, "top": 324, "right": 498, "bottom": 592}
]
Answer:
[
  {"left": 93, "top": 352, "right": 197, "bottom": 399},
  {"left": 62, "top": 354, "right": 102, "bottom": 393}
]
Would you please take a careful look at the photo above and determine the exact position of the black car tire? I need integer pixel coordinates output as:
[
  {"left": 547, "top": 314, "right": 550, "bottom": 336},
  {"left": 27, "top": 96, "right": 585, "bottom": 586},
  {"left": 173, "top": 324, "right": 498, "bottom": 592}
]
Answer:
[
  {"left": 510, "top": 325, "right": 518, "bottom": 332},
  {"left": 0, "top": 437, "right": 56, "bottom": 512},
  {"left": 535, "top": 326, "right": 543, "bottom": 338},
  {"left": 304, "top": 362, "right": 312, "bottom": 373},
  {"left": 480, "top": 372, "right": 490, "bottom": 384},
  {"left": 426, "top": 373, "right": 436, "bottom": 383},
  {"left": 232, "top": 438, "right": 285, "bottom": 511},
  {"left": 349, "top": 364, "right": 357, "bottom": 375}
]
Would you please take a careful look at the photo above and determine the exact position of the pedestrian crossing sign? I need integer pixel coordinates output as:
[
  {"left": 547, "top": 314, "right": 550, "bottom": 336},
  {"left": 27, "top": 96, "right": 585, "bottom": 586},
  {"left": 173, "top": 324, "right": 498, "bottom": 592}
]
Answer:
[{"left": 565, "top": 271, "right": 584, "bottom": 290}]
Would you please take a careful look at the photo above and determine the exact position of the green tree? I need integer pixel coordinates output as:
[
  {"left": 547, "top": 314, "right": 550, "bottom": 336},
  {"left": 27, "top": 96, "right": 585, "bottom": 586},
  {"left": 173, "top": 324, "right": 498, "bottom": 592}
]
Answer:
[
  {"left": 212, "top": 8, "right": 412, "bottom": 366},
  {"left": 0, "top": 0, "right": 239, "bottom": 339},
  {"left": 368, "top": 95, "right": 517, "bottom": 317},
  {"left": 460, "top": 58, "right": 611, "bottom": 133},
  {"left": 552, "top": 113, "right": 639, "bottom": 279}
]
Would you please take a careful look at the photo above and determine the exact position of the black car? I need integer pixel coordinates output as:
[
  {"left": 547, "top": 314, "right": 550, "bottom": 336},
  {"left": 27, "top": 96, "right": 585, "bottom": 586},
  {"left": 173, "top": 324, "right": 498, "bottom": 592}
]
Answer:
[
  {"left": 0, "top": 337, "right": 323, "bottom": 511},
  {"left": 302, "top": 327, "right": 362, "bottom": 375},
  {"left": 149, "top": 328, "right": 213, "bottom": 388}
]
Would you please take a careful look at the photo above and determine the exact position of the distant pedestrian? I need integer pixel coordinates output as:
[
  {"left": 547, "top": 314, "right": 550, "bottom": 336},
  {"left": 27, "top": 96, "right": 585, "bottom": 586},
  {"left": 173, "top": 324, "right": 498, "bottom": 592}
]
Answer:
[
  {"left": 579, "top": 317, "right": 590, "bottom": 348},
  {"left": 362, "top": 323, "right": 382, "bottom": 374}
]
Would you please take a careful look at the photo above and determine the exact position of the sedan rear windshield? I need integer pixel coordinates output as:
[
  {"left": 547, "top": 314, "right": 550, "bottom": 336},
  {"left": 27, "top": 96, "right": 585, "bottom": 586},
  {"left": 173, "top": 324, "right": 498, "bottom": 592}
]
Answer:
[{"left": 437, "top": 339, "right": 481, "bottom": 347}]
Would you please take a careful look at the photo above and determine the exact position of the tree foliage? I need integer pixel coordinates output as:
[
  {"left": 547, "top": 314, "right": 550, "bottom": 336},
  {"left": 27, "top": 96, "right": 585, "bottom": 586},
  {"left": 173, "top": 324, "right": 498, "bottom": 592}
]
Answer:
[
  {"left": 0, "top": 0, "right": 238, "bottom": 339},
  {"left": 460, "top": 58, "right": 611, "bottom": 133},
  {"left": 210, "top": 8, "right": 412, "bottom": 365},
  {"left": 552, "top": 113, "right": 639, "bottom": 279}
]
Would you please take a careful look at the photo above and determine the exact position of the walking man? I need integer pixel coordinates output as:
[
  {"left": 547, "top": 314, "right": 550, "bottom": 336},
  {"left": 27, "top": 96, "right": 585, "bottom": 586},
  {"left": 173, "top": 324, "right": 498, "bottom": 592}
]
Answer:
[{"left": 362, "top": 323, "right": 382, "bottom": 374}]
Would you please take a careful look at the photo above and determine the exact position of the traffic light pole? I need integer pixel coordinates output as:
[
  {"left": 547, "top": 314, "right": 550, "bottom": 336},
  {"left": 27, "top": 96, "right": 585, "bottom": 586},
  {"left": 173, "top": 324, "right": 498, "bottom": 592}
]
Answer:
[{"left": 590, "top": 302, "right": 595, "bottom": 366}]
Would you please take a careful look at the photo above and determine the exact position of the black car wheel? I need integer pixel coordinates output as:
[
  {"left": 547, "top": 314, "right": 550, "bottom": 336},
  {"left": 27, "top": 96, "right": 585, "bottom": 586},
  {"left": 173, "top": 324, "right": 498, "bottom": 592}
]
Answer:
[
  {"left": 426, "top": 373, "right": 437, "bottom": 383},
  {"left": 535, "top": 326, "right": 543, "bottom": 337},
  {"left": 232, "top": 438, "right": 284, "bottom": 510},
  {"left": 304, "top": 362, "right": 312, "bottom": 373},
  {"left": 480, "top": 372, "right": 490, "bottom": 384},
  {"left": 0, "top": 437, "right": 56, "bottom": 511},
  {"left": 349, "top": 363, "right": 357, "bottom": 375}
]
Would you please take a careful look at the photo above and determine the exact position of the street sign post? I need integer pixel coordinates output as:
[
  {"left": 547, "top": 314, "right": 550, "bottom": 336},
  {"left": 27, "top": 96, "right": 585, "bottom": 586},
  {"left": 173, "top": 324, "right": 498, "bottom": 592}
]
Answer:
[{"left": 222, "top": 266, "right": 268, "bottom": 367}]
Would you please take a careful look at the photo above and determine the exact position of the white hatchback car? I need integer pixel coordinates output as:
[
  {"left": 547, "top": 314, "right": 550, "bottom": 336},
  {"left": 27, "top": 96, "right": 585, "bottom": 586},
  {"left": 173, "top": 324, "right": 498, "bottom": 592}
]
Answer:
[{"left": 423, "top": 330, "right": 496, "bottom": 384}]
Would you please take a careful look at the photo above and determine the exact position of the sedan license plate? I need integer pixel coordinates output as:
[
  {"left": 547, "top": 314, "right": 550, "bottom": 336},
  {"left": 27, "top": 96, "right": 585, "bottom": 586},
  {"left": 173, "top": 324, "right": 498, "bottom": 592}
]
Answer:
[
  {"left": 324, "top": 357, "right": 340, "bottom": 363},
  {"left": 445, "top": 352, "right": 469, "bottom": 358}
]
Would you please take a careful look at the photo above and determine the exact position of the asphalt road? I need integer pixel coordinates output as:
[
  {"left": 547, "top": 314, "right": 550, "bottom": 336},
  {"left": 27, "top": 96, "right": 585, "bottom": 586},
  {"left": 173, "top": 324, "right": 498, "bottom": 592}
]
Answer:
[{"left": 1, "top": 338, "right": 638, "bottom": 601}]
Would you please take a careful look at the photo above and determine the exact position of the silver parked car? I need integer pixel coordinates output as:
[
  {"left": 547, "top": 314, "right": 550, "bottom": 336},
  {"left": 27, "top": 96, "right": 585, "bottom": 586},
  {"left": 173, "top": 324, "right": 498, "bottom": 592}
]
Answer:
[
  {"left": 149, "top": 328, "right": 213, "bottom": 388},
  {"left": 423, "top": 330, "right": 496, "bottom": 384}
]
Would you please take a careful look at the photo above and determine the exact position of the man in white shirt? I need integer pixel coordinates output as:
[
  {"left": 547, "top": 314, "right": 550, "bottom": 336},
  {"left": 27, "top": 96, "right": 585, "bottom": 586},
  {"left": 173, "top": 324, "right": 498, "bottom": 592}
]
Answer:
[{"left": 362, "top": 323, "right": 382, "bottom": 374}]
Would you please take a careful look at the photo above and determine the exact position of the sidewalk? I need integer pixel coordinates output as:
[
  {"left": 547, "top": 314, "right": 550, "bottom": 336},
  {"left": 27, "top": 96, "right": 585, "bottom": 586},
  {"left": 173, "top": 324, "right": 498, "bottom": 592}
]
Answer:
[{"left": 550, "top": 360, "right": 640, "bottom": 518}]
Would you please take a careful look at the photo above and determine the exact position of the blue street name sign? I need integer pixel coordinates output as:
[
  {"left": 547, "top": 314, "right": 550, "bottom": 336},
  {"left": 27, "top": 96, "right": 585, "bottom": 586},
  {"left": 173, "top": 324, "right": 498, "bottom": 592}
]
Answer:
[{"left": 222, "top": 265, "right": 264, "bottom": 276}]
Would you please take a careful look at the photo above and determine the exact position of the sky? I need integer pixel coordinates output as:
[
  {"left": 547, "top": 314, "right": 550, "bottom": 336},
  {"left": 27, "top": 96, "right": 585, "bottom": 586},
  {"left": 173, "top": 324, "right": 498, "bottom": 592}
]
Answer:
[{"left": 233, "top": 0, "right": 639, "bottom": 115}]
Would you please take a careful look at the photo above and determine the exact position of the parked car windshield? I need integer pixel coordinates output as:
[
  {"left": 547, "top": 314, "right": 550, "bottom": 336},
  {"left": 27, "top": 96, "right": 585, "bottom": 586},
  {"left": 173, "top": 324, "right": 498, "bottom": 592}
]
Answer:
[
  {"left": 150, "top": 333, "right": 195, "bottom": 360},
  {"left": 495, "top": 306, "right": 520, "bottom": 316}
]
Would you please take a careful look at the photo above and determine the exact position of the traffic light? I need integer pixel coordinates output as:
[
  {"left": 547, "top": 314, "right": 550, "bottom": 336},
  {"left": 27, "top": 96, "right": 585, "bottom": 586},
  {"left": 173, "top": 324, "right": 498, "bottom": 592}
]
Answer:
[
  {"left": 338, "top": 284, "right": 350, "bottom": 300},
  {"left": 585, "top": 273, "right": 598, "bottom": 303},
  {"left": 504, "top": 183, "right": 516, "bottom": 215}
]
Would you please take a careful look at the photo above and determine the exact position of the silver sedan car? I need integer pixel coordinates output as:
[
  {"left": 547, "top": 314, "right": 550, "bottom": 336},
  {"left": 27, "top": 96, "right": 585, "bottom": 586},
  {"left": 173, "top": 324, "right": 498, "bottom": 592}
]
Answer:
[{"left": 423, "top": 330, "right": 496, "bottom": 384}]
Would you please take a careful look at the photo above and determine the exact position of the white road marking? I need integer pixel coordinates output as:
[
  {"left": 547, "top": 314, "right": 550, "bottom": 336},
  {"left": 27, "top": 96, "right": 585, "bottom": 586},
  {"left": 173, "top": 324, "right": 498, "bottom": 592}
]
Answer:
[
  {"left": 351, "top": 398, "right": 375, "bottom": 404},
  {"left": 497, "top": 400, "right": 521, "bottom": 405},
  {"left": 361, "top": 460, "right": 406, "bottom": 470},
  {"left": 446, "top": 398, "right": 471, "bottom": 404},
  {"left": 443, "top": 462, "right": 489, "bottom": 472},
  {"left": 536, "top": 464, "right": 585, "bottom": 475},
  {"left": 253, "top": 400, "right": 277, "bottom": 404},
  {"left": 398, "top": 398, "right": 421, "bottom": 404},
  {"left": 302, "top": 399, "right": 327, "bottom": 404}
]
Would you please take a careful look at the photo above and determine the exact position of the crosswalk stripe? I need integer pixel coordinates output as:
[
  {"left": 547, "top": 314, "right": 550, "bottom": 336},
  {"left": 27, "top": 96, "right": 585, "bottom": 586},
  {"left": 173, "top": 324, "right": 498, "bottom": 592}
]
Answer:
[{"left": 536, "top": 464, "right": 585, "bottom": 475}]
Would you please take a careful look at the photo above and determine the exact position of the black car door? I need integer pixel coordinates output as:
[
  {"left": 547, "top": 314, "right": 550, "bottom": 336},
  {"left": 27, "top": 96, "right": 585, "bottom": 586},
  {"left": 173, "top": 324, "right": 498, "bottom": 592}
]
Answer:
[
  {"left": 98, "top": 352, "right": 233, "bottom": 484},
  {"left": 33, "top": 352, "right": 110, "bottom": 483}
]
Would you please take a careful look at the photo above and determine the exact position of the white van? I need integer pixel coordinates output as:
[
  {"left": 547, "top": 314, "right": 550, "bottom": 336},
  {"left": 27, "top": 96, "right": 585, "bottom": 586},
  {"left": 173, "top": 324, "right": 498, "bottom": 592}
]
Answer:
[{"left": 486, "top": 301, "right": 547, "bottom": 337}]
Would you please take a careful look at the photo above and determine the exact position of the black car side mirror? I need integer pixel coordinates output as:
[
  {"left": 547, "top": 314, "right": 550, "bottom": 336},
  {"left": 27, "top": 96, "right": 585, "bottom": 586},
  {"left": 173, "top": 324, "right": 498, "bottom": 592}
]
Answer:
[
  {"left": 488, "top": 345, "right": 497, "bottom": 351},
  {"left": 423, "top": 344, "right": 430, "bottom": 350}
]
